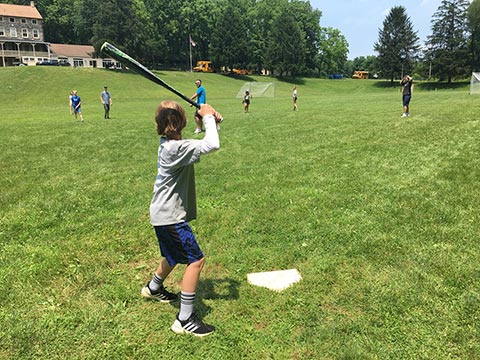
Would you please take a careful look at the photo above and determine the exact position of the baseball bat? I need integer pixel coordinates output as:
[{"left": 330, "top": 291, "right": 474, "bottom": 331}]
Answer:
[{"left": 101, "top": 42, "right": 200, "bottom": 109}]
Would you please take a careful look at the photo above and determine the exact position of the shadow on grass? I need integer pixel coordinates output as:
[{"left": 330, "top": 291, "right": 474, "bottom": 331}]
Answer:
[
  {"left": 272, "top": 76, "right": 306, "bottom": 85},
  {"left": 373, "top": 80, "right": 469, "bottom": 90},
  {"left": 199, "top": 278, "right": 240, "bottom": 301},
  {"left": 219, "top": 73, "right": 307, "bottom": 85},
  {"left": 220, "top": 73, "right": 256, "bottom": 82},
  {"left": 144, "top": 278, "right": 239, "bottom": 316},
  {"left": 194, "top": 278, "right": 240, "bottom": 317},
  {"left": 415, "top": 81, "right": 469, "bottom": 90}
]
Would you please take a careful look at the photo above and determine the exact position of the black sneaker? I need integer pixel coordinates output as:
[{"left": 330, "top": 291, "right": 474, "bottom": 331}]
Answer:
[
  {"left": 141, "top": 284, "right": 178, "bottom": 303},
  {"left": 171, "top": 313, "right": 215, "bottom": 337}
]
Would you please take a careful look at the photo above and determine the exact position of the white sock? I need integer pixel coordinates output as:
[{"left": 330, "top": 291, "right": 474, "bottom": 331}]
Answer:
[
  {"left": 179, "top": 291, "right": 195, "bottom": 321},
  {"left": 148, "top": 274, "right": 163, "bottom": 292}
]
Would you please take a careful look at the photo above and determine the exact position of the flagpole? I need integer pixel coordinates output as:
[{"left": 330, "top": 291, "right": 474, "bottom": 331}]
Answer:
[{"left": 189, "top": 35, "right": 192, "bottom": 72}]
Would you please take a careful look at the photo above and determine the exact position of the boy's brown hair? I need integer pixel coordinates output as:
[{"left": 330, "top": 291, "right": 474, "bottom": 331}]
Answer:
[{"left": 155, "top": 100, "right": 187, "bottom": 139}]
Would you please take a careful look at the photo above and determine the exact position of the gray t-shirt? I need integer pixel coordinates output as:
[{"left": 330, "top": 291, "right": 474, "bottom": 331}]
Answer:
[
  {"left": 101, "top": 90, "right": 111, "bottom": 104},
  {"left": 149, "top": 137, "right": 202, "bottom": 226}
]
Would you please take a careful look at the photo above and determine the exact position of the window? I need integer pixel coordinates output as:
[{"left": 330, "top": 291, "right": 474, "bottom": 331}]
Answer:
[
  {"left": 22, "top": 28, "right": 28, "bottom": 38},
  {"left": 33, "top": 29, "right": 39, "bottom": 38},
  {"left": 10, "top": 27, "right": 17, "bottom": 37},
  {"left": 102, "top": 60, "right": 110, "bottom": 67},
  {"left": 21, "top": 18, "right": 26, "bottom": 24},
  {"left": 0, "top": 28, "right": 5, "bottom": 37},
  {"left": 73, "top": 58, "right": 84, "bottom": 67},
  {"left": 0, "top": 16, "right": 4, "bottom": 22},
  {"left": 9, "top": 17, "right": 15, "bottom": 23},
  {"left": 32, "top": 19, "right": 37, "bottom": 25}
]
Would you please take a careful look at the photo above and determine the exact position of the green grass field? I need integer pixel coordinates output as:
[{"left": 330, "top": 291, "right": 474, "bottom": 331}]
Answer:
[{"left": 1, "top": 67, "right": 479, "bottom": 359}]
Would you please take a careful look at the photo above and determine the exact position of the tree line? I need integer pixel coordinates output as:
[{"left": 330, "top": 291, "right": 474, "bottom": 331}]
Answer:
[
  {"left": 4, "top": 0, "right": 349, "bottom": 77},
  {"left": 371, "top": 0, "right": 480, "bottom": 83},
  {"left": 5, "top": 0, "right": 480, "bottom": 80}
]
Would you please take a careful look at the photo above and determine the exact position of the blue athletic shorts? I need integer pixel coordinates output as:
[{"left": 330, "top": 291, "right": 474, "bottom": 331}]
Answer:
[
  {"left": 403, "top": 95, "right": 411, "bottom": 106},
  {"left": 154, "top": 222, "right": 204, "bottom": 266}
]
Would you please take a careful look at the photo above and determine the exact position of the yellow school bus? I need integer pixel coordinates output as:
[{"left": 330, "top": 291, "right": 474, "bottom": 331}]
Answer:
[{"left": 352, "top": 71, "right": 369, "bottom": 79}]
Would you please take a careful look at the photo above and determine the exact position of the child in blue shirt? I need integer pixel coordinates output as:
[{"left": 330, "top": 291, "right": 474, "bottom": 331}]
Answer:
[{"left": 71, "top": 90, "right": 84, "bottom": 121}]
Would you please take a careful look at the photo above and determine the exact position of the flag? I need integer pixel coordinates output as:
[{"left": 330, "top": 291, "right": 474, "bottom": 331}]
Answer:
[{"left": 189, "top": 35, "right": 197, "bottom": 47}]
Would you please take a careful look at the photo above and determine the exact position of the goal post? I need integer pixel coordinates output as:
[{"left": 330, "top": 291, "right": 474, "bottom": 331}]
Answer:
[
  {"left": 470, "top": 72, "right": 480, "bottom": 94},
  {"left": 236, "top": 82, "right": 276, "bottom": 98}
]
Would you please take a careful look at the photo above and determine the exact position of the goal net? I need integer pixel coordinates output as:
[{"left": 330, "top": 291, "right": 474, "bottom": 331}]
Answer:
[
  {"left": 236, "top": 82, "right": 276, "bottom": 98},
  {"left": 470, "top": 72, "right": 480, "bottom": 94}
]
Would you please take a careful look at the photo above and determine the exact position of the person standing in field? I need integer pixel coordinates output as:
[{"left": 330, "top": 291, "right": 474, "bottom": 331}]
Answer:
[
  {"left": 190, "top": 79, "right": 206, "bottom": 133},
  {"left": 71, "top": 90, "right": 84, "bottom": 122},
  {"left": 141, "top": 100, "right": 222, "bottom": 337},
  {"left": 400, "top": 75, "right": 414, "bottom": 117},
  {"left": 100, "top": 86, "right": 112, "bottom": 119},
  {"left": 243, "top": 90, "right": 252, "bottom": 113},
  {"left": 292, "top": 86, "right": 298, "bottom": 111}
]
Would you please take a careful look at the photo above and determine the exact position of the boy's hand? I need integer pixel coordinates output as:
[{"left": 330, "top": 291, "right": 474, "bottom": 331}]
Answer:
[{"left": 199, "top": 104, "right": 223, "bottom": 123}]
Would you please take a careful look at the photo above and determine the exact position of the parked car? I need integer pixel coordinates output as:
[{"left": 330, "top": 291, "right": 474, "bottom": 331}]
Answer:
[
  {"left": 36, "top": 59, "right": 71, "bottom": 66},
  {"left": 36, "top": 60, "right": 55, "bottom": 66},
  {"left": 57, "top": 60, "right": 71, "bottom": 66}
]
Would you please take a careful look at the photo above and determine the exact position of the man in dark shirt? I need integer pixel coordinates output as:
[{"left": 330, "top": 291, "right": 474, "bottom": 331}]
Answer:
[{"left": 401, "top": 75, "right": 414, "bottom": 117}]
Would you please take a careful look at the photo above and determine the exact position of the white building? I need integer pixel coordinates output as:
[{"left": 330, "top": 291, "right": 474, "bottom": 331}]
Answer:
[{"left": 49, "top": 43, "right": 117, "bottom": 69}]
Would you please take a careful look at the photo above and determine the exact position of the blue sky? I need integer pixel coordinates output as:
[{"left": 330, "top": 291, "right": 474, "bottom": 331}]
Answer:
[{"left": 309, "top": 0, "right": 468, "bottom": 60}]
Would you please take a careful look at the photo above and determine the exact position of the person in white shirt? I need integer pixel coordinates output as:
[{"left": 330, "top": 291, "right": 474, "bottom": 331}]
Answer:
[{"left": 292, "top": 86, "right": 298, "bottom": 111}]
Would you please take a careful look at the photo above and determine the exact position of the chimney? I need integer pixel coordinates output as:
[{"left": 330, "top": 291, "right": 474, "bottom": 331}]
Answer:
[{"left": 31, "top": 1, "right": 35, "bottom": 7}]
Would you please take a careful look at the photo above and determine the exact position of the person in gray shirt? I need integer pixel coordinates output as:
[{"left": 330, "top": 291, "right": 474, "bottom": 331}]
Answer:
[
  {"left": 100, "top": 86, "right": 112, "bottom": 119},
  {"left": 141, "top": 100, "right": 222, "bottom": 337}
]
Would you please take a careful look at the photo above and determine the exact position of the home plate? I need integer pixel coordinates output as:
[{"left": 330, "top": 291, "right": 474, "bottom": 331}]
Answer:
[{"left": 247, "top": 269, "right": 302, "bottom": 292}]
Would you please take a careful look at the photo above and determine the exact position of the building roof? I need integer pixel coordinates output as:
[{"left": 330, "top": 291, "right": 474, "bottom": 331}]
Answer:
[
  {"left": 50, "top": 43, "right": 95, "bottom": 58},
  {"left": 0, "top": 3, "right": 43, "bottom": 20}
]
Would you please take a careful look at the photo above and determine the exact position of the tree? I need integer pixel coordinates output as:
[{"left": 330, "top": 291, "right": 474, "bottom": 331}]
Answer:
[
  {"left": 468, "top": 0, "right": 480, "bottom": 70},
  {"left": 184, "top": 0, "right": 224, "bottom": 62},
  {"left": 72, "top": 0, "right": 98, "bottom": 45},
  {"left": 143, "top": 0, "right": 188, "bottom": 69},
  {"left": 374, "top": 6, "right": 420, "bottom": 82},
  {"left": 42, "top": 0, "right": 76, "bottom": 43},
  {"left": 289, "top": 0, "right": 322, "bottom": 75},
  {"left": 91, "top": 0, "right": 149, "bottom": 62},
  {"left": 267, "top": 7, "right": 305, "bottom": 77},
  {"left": 210, "top": 0, "right": 250, "bottom": 71},
  {"left": 425, "top": 0, "right": 470, "bottom": 83},
  {"left": 249, "top": 0, "right": 287, "bottom": 74},
  {"left": 343, "top": 59, "right": 354, "bottom": 77},
  {"left": 319, "top": 27, "right": 349, "bottom": 76}
]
